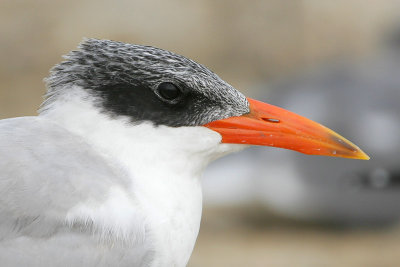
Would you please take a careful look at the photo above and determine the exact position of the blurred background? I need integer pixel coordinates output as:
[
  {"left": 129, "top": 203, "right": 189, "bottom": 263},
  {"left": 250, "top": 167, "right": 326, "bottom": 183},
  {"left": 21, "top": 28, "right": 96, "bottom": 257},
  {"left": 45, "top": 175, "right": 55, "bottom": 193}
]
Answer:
[{"left": 1, "top": 0, "right": 400, "bottom": 266}]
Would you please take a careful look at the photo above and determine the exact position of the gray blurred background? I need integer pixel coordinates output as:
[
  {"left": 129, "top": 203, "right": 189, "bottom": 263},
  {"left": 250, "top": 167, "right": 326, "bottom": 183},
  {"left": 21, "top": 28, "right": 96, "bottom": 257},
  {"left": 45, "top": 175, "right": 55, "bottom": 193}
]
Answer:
[{"left": 1, "top": 0, "right": 400, "bottom": 266}]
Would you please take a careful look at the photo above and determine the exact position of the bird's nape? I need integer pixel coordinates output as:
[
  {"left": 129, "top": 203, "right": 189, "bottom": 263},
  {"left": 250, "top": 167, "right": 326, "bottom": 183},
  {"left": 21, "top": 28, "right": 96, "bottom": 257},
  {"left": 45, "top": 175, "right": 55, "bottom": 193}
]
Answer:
[{"left": 204, "top": 98, "right": 370, "bottom": 160}]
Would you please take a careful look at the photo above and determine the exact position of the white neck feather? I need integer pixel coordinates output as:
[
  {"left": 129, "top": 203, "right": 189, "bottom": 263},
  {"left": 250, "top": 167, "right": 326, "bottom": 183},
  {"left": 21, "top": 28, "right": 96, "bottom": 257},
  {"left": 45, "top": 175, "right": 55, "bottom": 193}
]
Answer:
[{"left": 39, "top": 86, "right": 243, "bottom": 266}]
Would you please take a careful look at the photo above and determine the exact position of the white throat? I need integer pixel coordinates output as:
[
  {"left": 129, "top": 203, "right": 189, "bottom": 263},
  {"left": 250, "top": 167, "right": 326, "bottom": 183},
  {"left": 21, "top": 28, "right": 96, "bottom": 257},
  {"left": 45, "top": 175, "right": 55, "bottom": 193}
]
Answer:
[
  {"left": 40, "top": 87, "right": 240, "bottom": 181},
  {"left": 39, "top": 86, "right": 243, "bottom": 266}
]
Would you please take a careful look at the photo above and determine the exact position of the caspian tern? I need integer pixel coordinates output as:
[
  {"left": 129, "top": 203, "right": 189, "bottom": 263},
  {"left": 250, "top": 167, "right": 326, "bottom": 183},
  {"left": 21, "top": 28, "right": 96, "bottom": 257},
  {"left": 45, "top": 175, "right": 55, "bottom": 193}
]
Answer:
[{"left": 0, "top": 39, "right": 369, "bottom": 266}]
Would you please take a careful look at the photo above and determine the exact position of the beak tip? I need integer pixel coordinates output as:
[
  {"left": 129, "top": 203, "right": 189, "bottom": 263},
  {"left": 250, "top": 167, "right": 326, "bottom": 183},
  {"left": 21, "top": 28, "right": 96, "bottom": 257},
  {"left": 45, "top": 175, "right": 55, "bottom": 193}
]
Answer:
[
  {"left": 341, "top": 147, "right": 370, "bottom": 160},
  {"left": 328, "top": 131, "right": 370, "bottom": 160},
  {"left": 357, "top": 150, "right": 370, "bottom": 160}
]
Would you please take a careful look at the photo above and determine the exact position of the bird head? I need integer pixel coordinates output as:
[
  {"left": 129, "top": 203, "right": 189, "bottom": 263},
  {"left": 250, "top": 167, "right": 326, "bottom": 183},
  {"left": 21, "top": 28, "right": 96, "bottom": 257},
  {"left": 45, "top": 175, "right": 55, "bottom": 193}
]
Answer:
[{"left": 43, "top": 38, "right": 369, "bottom": 161}]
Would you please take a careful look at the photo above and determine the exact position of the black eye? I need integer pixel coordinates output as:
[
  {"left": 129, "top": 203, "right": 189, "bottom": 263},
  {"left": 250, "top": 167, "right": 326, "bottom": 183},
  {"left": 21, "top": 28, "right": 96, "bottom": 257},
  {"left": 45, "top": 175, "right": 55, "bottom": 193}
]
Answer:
[{"left": 156, "top": 82, "right": 182, "bottom": 101}]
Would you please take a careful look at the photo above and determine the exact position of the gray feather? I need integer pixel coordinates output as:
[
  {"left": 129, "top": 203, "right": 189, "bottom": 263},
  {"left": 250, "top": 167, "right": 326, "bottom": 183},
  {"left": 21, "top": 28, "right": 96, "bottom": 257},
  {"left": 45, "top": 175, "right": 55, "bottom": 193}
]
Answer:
[{"left": 0, "top": 117, "right": 153, "bottom": 266}]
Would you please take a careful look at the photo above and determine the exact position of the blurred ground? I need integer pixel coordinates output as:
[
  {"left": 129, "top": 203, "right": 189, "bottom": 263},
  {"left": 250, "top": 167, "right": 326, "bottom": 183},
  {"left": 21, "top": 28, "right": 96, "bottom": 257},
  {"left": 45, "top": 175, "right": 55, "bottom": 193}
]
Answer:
[
  {"left": 190, "top": 207, "right": 400, "bottom": 267},
  {"left": 1, "top": 0, "right": 400, "bottom": 266}
]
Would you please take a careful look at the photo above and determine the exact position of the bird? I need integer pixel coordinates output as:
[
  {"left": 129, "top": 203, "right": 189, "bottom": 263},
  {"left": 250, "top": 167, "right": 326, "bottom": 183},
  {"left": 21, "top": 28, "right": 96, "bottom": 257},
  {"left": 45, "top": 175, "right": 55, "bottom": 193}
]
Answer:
[{"left": 0, "top": 38, "right": 369, "bottom": 267}]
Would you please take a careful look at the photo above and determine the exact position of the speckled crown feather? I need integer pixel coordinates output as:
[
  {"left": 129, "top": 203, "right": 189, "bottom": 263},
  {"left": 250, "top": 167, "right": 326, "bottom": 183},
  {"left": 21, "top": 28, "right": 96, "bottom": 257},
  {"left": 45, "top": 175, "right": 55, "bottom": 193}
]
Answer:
[{"left": 43, "top": 38, "right": 249, "bottom": 127}]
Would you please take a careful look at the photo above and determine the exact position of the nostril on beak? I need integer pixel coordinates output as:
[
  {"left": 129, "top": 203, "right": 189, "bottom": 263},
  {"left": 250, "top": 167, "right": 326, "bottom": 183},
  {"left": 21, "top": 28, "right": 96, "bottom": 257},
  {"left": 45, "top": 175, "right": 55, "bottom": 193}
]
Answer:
[{"left": 262, "top": 118, "right": 280, "bottom": 123}]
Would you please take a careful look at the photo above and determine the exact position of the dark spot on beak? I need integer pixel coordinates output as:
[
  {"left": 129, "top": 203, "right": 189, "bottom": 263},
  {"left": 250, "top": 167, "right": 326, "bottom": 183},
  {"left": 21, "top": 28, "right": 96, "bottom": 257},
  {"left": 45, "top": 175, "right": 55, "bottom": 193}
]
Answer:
[{"left": 329, "top": 134, "right": 358, "bottom": 152}]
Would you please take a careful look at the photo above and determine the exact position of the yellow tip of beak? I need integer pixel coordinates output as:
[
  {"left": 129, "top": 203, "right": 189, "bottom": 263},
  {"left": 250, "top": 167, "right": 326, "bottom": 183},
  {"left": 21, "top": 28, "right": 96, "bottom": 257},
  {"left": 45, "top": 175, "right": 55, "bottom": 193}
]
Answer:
[{"left": 354, "top": 150, "right": 370, "bottom": 160}]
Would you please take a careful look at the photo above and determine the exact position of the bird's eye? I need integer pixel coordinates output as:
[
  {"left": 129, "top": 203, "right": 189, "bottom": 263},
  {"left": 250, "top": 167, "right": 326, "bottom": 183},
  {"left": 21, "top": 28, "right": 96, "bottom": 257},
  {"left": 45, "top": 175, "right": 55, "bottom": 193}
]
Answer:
[{"left": 156, "top": 82, "right": 182, "bottom": 101}]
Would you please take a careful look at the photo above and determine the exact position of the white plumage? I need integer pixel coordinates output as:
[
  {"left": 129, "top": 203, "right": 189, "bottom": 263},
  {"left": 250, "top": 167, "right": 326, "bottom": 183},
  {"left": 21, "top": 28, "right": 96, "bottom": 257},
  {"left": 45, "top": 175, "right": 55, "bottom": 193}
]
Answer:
[{"left": 0, "top": 86, "right": 240, "bottom": 266}]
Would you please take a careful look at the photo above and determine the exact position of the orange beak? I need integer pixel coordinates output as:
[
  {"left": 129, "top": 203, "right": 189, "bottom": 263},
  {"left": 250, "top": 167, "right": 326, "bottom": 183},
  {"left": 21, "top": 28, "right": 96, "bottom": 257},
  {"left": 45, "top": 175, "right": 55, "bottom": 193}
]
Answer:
[{"left": 204, "top": 98, "right": 369, "bottom": 160}]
